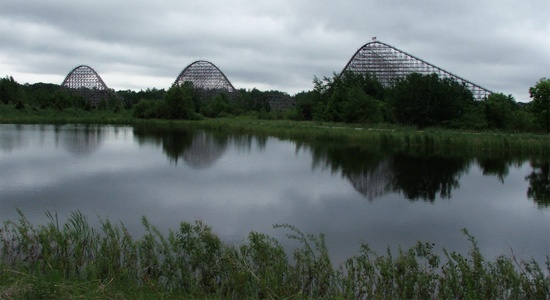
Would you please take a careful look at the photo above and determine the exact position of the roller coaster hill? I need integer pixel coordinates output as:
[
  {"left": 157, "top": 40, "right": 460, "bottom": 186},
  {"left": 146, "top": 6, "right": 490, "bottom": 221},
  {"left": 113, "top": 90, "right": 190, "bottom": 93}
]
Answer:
[{"left": 59, "top": 40, "right": 493, "bottom": 107}]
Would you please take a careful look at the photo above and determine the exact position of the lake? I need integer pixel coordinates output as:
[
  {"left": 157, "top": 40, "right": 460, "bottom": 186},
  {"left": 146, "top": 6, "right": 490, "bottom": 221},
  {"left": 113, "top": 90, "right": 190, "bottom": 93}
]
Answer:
[{"left": 0, "top": 124, "right": 548, "bottom": 265}]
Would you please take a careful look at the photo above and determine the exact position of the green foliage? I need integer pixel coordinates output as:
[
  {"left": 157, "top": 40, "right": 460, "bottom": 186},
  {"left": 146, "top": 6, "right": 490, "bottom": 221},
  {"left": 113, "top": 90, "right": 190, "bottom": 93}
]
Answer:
[
  {"left": 439, "top": 229, "right": 550, "bottom": 299},
  {"left": 200, "top": 93, "right": 231, "bottom": 117},
  {"left": 455, "top": 100, "right": 488, "bottom": 130},
  {"left": 0, "top": 103, "right": 134, "bottom": 124},
  {"left": 165, "top": 83, "right": 199, "bottom": 120},
  {"left": 0, "top": 76, "right": 131, "bottom": 115},
  {"left": 133, "top": 99, "right": 165, "bottom": 119},
  {"left": 311, "top": 71, "right": 385, "bottom": 124},
  {"left": 117, "top": 88, "right": 166, "bottom": 109},
  {"left": 282, "top": 108, "right": 300, "bottom": 120},
  {"left": 342, "top": 86, "right": 383, "bottom": 124},
  {"left": 482, "top": 93, "right": 533, "bottom": 132},
  {"left": 294, "top": 90, "right": 319, "bottom": 120},
  {"left": 275, "top": 223, "right": 337, "bottom": 297},
  {"left": 133, "top": 84, "right": 201, "bottom": 120},
  {"left": 14, "top": 99, "right": 25, "bottom": 110},
  {"left": 485, "top": 93, "right": 515, "bottom": 129},
  {"left": 387, "top": 73, "right": 475, "bottom": 128},
  {"left": 2, "top": 75, "right": 550, "bottom": 134},
  {"left": 528, "top": 77, "right": 550, "bottom": 133},
  {"left": 0, "top": 76, "right": 19, "bottom": 105},
  {"left": 333, "top": 71, "right": 385, "bottom": 100},
  {"left": 1, "top": 212, "right": 548, "bottom": 299},
  {"left": 341, "top": 242, "right": 440, "bottom": 299}
]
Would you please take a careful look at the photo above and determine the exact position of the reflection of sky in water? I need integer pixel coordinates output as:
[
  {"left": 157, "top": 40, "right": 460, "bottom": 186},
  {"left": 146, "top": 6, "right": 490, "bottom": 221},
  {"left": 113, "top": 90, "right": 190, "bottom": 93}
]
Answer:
[{"left": 0, "top": 124, "right": 548, "bottom": 266}]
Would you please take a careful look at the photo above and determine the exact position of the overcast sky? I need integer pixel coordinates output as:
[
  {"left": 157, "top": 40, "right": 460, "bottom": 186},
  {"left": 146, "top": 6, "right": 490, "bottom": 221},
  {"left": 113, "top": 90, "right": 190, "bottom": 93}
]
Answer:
[{"left": 1, "top": 0, "right": 548, "bottom": 102}]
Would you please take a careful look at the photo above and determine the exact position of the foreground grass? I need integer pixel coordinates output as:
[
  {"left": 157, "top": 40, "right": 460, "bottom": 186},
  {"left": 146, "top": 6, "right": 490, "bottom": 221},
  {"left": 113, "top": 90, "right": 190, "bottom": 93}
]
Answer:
[{"left": 1, "top": 211, "right": 548, "bottom": 299}]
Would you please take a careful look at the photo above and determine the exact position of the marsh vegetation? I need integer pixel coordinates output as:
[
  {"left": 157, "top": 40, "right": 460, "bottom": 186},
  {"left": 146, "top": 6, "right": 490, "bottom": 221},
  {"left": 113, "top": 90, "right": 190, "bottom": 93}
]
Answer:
[{"left": 1, "top": 211, "right": 548, "bottom": 299}]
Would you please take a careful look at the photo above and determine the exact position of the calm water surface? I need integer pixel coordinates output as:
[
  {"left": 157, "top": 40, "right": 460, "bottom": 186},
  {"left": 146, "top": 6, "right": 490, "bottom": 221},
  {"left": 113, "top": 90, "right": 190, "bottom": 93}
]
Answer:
[{"left": 0, "top": 124, "right": 548, "bottom": 265}]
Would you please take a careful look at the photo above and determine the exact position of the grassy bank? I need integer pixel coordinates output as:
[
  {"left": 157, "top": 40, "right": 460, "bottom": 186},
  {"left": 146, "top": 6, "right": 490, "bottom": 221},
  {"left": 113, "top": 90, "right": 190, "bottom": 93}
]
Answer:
[
  {"left": 132, "top": 117, "right": 550, "bottom": 157},
  {"left": 189, "top": 118, "right": 550, "bottom": 153},
  {"left": 1, "top": 211, "right": 548, "bottom": 299},
  {"left": 0, "top": 104, "right": 135, "bottom": 125},
  {"left": 1, "top": 104, "right": 549, "bottom": 155}
]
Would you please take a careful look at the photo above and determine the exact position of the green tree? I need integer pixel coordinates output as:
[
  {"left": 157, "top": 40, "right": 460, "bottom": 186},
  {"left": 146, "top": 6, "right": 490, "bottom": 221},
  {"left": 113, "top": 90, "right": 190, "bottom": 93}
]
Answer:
[
  {"left": 0, "top": 76, "right": 20, "bottom": 104},
  {"left": 528, "top": 78, "right": 550, "bottom": 133},
  {"left": 133, "top": 99, "right": 153, "bottom": 118},
  {"left": 97, "top": 98, "right": 108, "bottom": 110},
  {"left": 484, "top": 93, "right": 516, "bottom": 130},
  {"left": 333, "top": 71, "right": 385, "bottom": 100},
  {"left": 294, "top": 90, "right": 319, "bottom": 120},
  {"left": 311, "top": 71, "right": 385, "bottom": 123},
  {"left": 342, "top": 86, "right": 382, "bottom": 124},
  {"left": 165, "top": 83, "right": 199, "bottom": 120},
  {"left": 387, "top": 73, "right": 475, "bottom": 128},
  {"left": 201, "top": 94, "right": 230, "bottom": 117},
  {"left": 456, "top": 100, "right": 487, "bottom": 129},
  {"left": 119, "top": 88, "right": 166, "bottom": 109}
]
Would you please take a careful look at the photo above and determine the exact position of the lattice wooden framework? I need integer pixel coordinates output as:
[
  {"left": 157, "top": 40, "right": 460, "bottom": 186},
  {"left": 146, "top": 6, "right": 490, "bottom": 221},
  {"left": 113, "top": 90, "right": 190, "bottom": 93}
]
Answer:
[
  {"left": 267, "top": 93, "right": 296, "bottom": 110},
  {"left": 342, "top": 41, "right": 492, "bottom": 100},
  {"left": 174, "top": 60, "right": 236, "bottom": 99},
  {"left": 61, "top": 65, "right": 112, "bottom": 104}
]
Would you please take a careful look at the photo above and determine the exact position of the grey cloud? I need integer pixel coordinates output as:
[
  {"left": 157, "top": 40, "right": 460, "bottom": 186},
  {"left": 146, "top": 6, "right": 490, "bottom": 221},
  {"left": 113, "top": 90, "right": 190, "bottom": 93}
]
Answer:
[{"left": 1, "top": 0, "right": 548, "bottom": 100}]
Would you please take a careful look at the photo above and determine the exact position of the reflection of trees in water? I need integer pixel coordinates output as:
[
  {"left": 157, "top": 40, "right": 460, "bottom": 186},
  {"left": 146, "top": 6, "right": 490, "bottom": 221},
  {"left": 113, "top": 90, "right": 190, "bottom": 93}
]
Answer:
[
  {"left": 476, "top": 154, "right": 524, "bottom": 184},
  {"left": 0, "top": 125, "right": 26, "bottom": 152},
  {"left": 133, "top": 127, "right": 193, "bottom": 164},
  {"left": 526, "top": 161, "right": 550, "bottom": 208},
  {"left": 344, "top": 152, "right": 470, "bottom": 202},
  {"left": 308, "top": 145, "right": 394, "bottom": 200},
  {"left": 160, "top": 132, "right": 194, "bottom": 165},
  {"left": 323, "top": 145, "right": 550, "bottom": 204},
  {"left": 0, "top": 124, "right": 63, "bottom": 153},
  {"left": 388, "top": 153, "right": 470, "bottom": 201},
  {"left": 183, "top": 132, "right": 228, "bottom": 169},
  {"left": 477, "top": 158, "right": 510, "bottom": 183},
  {"left": 62, "top": 125, "right": 104, "bottom": 156},
  {"left": 309, "top": 144, "right": 471, "bottom": 202},
  {"left": 132, "top": 127, "right": 550, "bottom": 205},
  {"left": 346, "top": 158, "right": 393, "bottom": 201},
  {"left": 224, "top": 134, "right": 267, "bottom": 154},
  {"left": 133, "top": 127, "right": 229, "bottom": 169}
]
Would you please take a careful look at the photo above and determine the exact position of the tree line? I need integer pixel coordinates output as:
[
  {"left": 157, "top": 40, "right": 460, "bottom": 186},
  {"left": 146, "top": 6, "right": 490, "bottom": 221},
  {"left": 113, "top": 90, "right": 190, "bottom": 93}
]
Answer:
[
  {"left": 1, "top": 74, "right": 549, "bottom": 133},
  {"left": 0, "top": 76, "right": 123, "bottom": 112},
  {"left": 294, "top": 72, "right": 549, "bottom": 132},
  {"left": 130, "top": 82, "right": 275, "bottom": 120}
]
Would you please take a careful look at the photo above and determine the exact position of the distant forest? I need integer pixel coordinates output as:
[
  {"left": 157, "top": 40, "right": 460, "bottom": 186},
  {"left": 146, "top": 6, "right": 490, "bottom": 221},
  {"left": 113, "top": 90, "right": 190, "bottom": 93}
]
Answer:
[{"left": 1, "top": 73, "right": 549, "bottom": 133}]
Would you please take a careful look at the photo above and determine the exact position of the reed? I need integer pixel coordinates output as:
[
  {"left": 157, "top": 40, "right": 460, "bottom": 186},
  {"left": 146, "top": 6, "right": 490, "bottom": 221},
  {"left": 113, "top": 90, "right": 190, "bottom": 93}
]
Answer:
[
  {"left": 0, "top": 105, "right": 135, "bottom": 125},
  {"left": 136, "top": 118, "right": 550, "bottom": 155},
  {"left": 2, "top": 103, "right": 548, "bottom": 154},
  {"left": 1, "top": 211, "right": 548, "bottom": 299}
]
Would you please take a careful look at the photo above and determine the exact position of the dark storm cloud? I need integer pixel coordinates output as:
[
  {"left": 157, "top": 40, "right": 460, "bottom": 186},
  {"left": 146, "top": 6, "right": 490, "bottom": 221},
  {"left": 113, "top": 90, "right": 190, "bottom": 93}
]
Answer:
[{"left": 0, "top": 0, "right": 548, "bottom": 100}]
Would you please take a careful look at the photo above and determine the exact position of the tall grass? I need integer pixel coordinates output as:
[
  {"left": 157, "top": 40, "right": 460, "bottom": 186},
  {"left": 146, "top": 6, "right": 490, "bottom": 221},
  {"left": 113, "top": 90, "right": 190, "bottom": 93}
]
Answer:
[
  {"left": 140, "top": 117, "right": 550, "bottom": 155},
  {"left": 1, "top": 211, "right": 548, "bottom": 299},
  {"left": 2, "top": 102, "right": 549, "bottom": 155},
  {"left": 0, "top": 104, "right": 135, "bottom": 125}
]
